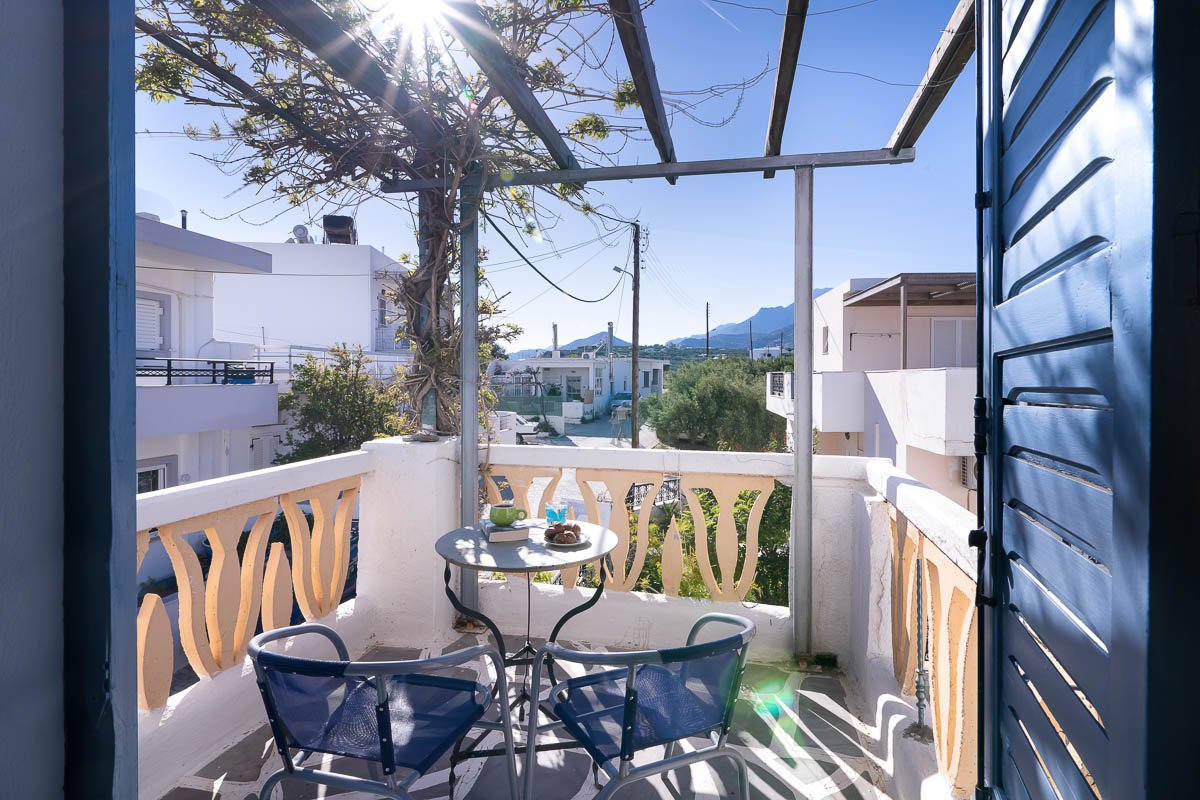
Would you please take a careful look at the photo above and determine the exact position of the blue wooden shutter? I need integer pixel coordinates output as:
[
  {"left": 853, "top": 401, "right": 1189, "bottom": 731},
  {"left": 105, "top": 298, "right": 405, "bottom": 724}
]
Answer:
[{"left": 981, "top": 0, "right": 1151, "bottom": 798}]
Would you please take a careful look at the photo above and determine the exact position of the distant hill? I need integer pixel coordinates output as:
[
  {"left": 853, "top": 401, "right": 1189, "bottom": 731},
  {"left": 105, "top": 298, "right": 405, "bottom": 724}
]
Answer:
[
  {"left": 708, "top": 304, "right": 794, "bottom": 338},
  {"left": 666, "top": 290, "right": 829, "bottom": 349},
  {"left": 562, "top": 331, "right": 631, "bottom": 351}
]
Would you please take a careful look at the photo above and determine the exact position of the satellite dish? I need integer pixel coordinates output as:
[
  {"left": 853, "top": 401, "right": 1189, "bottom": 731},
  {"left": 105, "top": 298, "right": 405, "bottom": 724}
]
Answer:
[{"left": 291, "top": 224, "right": 310, "bottom": 243}]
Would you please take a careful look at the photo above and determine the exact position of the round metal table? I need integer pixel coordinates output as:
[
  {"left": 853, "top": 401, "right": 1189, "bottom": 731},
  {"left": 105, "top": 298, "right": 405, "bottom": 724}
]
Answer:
[
  {"left": 435, "top": 519, "right": 617, "bottom": 665},
  {"left": 436, "top": 520, "right": 617, "bottom": 783}
]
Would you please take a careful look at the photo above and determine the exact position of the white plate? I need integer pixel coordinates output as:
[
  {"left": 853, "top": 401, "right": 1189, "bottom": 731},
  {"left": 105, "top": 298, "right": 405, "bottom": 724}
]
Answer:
[{"left": 544, "top": 530, "right": 590, "bottom": 549}]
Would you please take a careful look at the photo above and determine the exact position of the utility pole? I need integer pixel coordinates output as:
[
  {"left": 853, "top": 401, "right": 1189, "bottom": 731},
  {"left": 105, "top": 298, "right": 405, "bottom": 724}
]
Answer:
[
  {"left": 631, "top": 222, "right": 641, "bottom": 449},
  {"left": 705, "top": 302, "right": 710, "bottom": 358},
  {"left": 749, "top": 318, "right": 754, "bottom": 360}
]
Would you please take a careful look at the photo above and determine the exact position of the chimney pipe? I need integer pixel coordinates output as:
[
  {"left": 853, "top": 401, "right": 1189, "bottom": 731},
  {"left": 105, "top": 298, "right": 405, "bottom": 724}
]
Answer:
[
  {"left": 180, "top": 209, "right": 188, "bottom": 230},
  {"left": 552, "top": 323, "right": 559, "bottom": 357}
]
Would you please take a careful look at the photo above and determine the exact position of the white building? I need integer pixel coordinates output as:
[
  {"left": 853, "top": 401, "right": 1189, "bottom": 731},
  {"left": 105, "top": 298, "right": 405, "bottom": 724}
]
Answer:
[
  {"left": 135, "top": 215, "right": 282, "bottom": 491},
  {"left": 489, "top": 349, "right": 668, "bottom": 425},
  {"left": 767, "top": 272, "right": 978, "bottom": 510},
  {"left": 748, "top": 344, "right": 792, "bottom": 360},
  {"left": 212, "top": 240, "right": 412, "bottom": 381}
]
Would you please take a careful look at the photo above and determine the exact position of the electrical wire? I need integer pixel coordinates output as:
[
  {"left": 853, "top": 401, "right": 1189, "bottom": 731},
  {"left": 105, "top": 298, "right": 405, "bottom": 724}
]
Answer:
[
  {"left": 797, "top": 62, "right": 958, "bottom": 88},
  {"left": 483, "top": 210, "right": 625, "bottom": 304},
  {"left": 497, "top": 242, "right": 618, "bottom": 321},
  {"left": 705, "top": 0, "right": 882, "bottom": 17}
]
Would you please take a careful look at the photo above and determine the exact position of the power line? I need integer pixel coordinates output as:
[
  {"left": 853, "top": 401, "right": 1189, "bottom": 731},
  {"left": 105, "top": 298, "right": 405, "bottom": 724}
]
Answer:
[
  {"left": 485, "top": 230, "right": 624, "bottom": 271},
  {"left": 497, "top": 244, "right": 618, "bottom": 321},
  {"left": 797, "top": 62, "right": 959, "bottom": 88},
  {"left": 483, "top": 210, "right": 626, "bottom": 304},
  {"left": 705, "top": 0, "right": 882, "bottom": 17}
]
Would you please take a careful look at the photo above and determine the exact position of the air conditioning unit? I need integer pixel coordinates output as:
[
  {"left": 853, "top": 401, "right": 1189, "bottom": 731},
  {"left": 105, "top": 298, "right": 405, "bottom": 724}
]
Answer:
[{"left": 959, "top": 456, "right": 977, "bottom": 490}]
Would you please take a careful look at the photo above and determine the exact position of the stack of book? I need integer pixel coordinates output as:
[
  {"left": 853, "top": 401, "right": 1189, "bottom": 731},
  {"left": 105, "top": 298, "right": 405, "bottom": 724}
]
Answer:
[{"left": 480, "top": 520, "right": 534, "bottom": 543}]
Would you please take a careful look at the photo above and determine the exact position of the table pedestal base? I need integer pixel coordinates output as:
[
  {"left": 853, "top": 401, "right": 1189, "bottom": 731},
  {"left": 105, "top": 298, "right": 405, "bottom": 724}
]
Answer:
[{"left": 441, "top": 559, "right": 611, "bottom": 786}]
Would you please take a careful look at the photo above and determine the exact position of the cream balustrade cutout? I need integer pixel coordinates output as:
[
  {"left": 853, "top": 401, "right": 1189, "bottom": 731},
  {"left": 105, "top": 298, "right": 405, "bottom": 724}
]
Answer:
[
  {"left": 136, "top": 528, "right": 174, "bottom": 711},
  {"left": 680, "top": 474, "right": 776, "bottom": 602},
  {"left": 482, "top": 463, "right": 779, "bottom": 599},
  {"left": 135, "top": 472, "right": 364, "bottom": 711},
  {"left": 888, "top": 503, "right": 978, "bottom": 796},
  {"left": 281, "top": 477, "right": 361, "bottom": 620}
]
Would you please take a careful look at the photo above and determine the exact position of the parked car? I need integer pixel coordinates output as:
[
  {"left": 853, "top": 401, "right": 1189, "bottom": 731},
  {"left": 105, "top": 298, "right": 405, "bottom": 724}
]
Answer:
[
  {"left": 513, "top": 415, "right": 538, "bottom": 436},
  {"left": 609, "top": 392, "right": 633, "bottom": 414}
]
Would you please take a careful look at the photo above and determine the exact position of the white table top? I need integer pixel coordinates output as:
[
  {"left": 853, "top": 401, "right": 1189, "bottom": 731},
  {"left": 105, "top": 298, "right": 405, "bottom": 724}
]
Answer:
[{"left": 435, "top": 519, "right": 617, "bottom": 573}]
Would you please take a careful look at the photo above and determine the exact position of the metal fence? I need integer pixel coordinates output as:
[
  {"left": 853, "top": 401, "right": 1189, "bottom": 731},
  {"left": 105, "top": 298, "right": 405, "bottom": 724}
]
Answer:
[
  {"left": 135, "top": 357, "right": 274, "bottom": 385},
  {"left": 496, "top": 395, "right": 563, "bottom": 417},
  {"left": 626, "top": 475, "right": 681, "bottom": 510}
]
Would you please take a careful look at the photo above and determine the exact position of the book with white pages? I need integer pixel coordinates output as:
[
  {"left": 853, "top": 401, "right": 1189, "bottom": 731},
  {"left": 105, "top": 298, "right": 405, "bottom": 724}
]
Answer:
[{"left": 480, "top": 519, "right": 535, "bottom": 544}]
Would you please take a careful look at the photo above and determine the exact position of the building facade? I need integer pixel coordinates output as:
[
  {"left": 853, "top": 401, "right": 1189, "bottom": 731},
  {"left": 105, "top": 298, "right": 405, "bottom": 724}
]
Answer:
[
  {"left": 489, "top": 349, "right": 668, "bottom": 425},
  {"left": 213, "top": 239, "right": 413, "bottom": 382},
  {"left": 134, "top": 215, "right": 281, "bottom": 491},
  {"left": 768, "top": 273, "right": 977, "bottom": 510}
]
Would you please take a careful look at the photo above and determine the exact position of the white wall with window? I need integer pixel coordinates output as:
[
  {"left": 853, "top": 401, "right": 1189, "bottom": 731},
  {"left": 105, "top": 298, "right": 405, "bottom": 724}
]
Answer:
[{"left": 929, "top": 317, "right": 977, "bottom": 368}]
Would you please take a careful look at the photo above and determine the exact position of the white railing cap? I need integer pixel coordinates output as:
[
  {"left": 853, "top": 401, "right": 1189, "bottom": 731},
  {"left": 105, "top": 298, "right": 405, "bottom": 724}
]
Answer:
[
  {"left": 865, "top": 459, "right": 975, "bottom": 572},
  {"left": 137, "top": 449, "right": 371, "bottom": 530}
]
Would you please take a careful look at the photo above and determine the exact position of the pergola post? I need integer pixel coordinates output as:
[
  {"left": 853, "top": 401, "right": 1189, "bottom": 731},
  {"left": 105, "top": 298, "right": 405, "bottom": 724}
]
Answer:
[
  {"left": 792, "top": 166, "right": 814, "bottom": 657},
  {"left": 459, "top": 184, "right": 481, "bottom": 610},
  {"left": 900, "top": 278, "right": 910, "bottom": 369}
]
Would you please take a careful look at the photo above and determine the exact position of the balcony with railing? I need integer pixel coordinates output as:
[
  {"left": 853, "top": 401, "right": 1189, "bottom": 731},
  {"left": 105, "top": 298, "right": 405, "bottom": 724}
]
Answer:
[
  {"left": 136, "top": 356, "right": 275, "bottom": 385},
  {"left": 135, "top": 357, "right": 279, "bottom": 438},
  {"left": 135, "top": 438, "right": 977, "bottom": 799}
]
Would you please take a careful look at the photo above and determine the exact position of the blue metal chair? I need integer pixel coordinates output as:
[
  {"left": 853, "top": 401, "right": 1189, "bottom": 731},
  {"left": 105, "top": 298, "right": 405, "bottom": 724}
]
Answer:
[
  {"left": 249, "top": 623, "right": 518, "bottom": 799},
  {"left": 524, "top": 613, "right": 756, "bottom": 799}
]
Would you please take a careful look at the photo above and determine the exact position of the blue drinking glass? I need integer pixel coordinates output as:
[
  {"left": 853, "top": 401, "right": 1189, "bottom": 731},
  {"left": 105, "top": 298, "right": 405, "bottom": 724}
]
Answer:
[{"left": 546, "top": 502, "right": 568, "bottom": 524}]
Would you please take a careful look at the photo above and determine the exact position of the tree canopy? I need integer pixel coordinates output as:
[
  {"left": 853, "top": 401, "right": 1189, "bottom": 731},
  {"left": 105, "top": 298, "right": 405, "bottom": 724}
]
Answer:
[
  {"left": 643, "top": 356, "right": 791, "bottom": 452},
  {"left": 276, "top": 344, "right": 409, "bottom": 463},
  {"left": 135, "top": 0, "right": 764, "bottom": 431}
]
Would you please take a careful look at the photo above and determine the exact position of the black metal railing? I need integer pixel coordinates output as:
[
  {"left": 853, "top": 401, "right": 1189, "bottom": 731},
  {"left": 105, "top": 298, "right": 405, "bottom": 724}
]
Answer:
[
  {"left": 136, "top": 357, "right": 274, "bottom": 385},
  {"left": 626, "top": 475, "right": 681, "bottom": 510}
]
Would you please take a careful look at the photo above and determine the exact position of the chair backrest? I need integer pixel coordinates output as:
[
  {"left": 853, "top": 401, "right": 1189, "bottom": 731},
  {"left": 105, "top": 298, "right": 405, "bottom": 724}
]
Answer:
[
  {"left": 249, "top": 626, "right": 491, "bottom": 778},
  {"left": 623, "top": 614, "right": 754, "bottom": 759},
  {"left": 252, "top": 647, "right": 391, "bottom": 768}
]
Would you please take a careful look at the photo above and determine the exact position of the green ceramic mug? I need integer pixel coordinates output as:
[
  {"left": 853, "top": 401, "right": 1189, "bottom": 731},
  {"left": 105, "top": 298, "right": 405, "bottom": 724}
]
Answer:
[{"left": 489, "top": 502, "right": 527, "bottom": 527}]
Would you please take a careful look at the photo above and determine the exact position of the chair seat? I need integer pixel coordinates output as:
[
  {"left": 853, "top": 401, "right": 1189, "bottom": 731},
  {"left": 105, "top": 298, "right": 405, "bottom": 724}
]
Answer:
[
  {"left": 274, "top": 672, "right": 487, "bottom": 773},
  {"left": 552, "top": 664, "right": 726, "bottom": 765}
]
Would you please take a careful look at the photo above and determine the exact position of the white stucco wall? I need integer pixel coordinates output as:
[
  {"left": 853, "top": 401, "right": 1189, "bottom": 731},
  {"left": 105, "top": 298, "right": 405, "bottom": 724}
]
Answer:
[{"left": 214, "top": 242, "right": 400, "bottom": 349}]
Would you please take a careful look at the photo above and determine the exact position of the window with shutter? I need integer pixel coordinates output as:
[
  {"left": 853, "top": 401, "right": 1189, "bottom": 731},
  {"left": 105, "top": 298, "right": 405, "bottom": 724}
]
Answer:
[{"left": 135, "top": 291, "right": 170, "bottom": 355}]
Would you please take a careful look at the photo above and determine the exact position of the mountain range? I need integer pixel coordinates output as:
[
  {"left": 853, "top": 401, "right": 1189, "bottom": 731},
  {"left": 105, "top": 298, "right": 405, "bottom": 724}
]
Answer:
[
  {"left": 514, "top": 289, "right": 831, "bottom": 355},
  {"left": 666, "top": 289, "right": 830, "bottom": 349},
  {"left": 561, "top": 331, "right": 631, "bottom": 350}
]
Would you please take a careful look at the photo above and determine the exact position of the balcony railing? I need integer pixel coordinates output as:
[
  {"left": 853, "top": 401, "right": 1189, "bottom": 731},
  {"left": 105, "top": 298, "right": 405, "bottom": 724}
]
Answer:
[
  {"left": 134, "top": 452, "right": 368, "bottom": 710},
  {"left": 136, "top": 438, "right": 977, "bottom": 799},
  {"left": 767, "top": 370, "right": 793, "bottom": 399},
  {"left": 135, "top": 357, "right": 274, "bottom": 385},
  {"left": 866, "top": 460, "right": 978, "bottom": 796},
  {"left": 482, "top": 446, "right": 789, "bottom": 601}
]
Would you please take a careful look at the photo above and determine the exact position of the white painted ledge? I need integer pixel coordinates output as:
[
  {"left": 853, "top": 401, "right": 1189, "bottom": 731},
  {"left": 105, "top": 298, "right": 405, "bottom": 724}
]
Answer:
[
  {"left": 137, "top": 449, "right": 372, "bottom": 530},
  {"left": 864, "top": 459, "right": 975, "bottom": 573}
]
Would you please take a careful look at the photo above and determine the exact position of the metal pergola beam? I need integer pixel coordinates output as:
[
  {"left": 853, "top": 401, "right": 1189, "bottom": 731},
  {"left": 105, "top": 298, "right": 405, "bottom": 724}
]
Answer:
[
  {"left": 887, "top": 0, "right": 976, "bottom": 153},
  {"left": 381, "top": 147, "right": 913, "bottom": 192},
  {"left": 443, "top": 0, "right": 581, "bottom": 172},
  {"left": 608, "top": 0, "right": 677, "bottom": 181},
  {"left": 248, "top": 0, "right": 442, "bottom": 148},
  {"left": 763, "top": 0, "right": 810, "bottom": 179}
]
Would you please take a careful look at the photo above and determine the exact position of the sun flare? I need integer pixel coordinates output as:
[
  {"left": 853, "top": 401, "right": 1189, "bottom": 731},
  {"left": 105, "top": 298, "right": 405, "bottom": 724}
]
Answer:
[{"left": 375, "top": 0, "right": 446, "bottom": 35}]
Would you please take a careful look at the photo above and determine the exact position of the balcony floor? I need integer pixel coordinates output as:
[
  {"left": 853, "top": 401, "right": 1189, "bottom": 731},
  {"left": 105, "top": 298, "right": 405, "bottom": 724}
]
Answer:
[{"left": 160, "top": 636, "right": 889, "bottom": 800}]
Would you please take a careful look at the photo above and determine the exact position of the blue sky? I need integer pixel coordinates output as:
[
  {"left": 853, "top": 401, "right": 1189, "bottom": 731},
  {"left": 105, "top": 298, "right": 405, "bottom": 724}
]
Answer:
[{"left": 135, "top": 0, "right": 975, "bottom": 351}]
